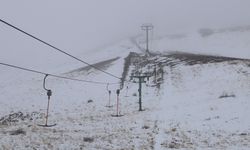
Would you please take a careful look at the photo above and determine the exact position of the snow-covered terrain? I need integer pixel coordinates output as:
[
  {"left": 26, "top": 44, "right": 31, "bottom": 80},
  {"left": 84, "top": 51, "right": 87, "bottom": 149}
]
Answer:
[
  {"left": 152, "top": 26, "right": 250, "bottom": 59},
  {"left": 1, "top": 27, "right": 250, "bottom": 149}
]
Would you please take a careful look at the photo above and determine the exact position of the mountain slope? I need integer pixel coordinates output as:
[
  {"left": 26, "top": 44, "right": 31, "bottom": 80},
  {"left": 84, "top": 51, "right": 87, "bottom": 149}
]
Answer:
[
  {"left": 1, "top": 28, "right": 250, "bottom": 149},
  {"left": 152, "top": 26, "right": 250, "bottom": 59}
]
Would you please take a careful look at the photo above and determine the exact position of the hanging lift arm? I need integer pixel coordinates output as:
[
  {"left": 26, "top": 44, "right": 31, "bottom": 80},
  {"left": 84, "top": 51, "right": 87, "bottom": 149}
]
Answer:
[
  {"left": 38, "top": 74, "right": 56, "bottom": 127},
  {"left": 43, "top": 74, "right": 52, "bottom": 97}
]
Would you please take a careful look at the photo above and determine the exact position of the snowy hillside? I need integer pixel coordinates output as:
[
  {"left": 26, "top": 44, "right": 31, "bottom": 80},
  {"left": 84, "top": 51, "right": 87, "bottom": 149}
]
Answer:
[
  {"left": 152, "top": 26, "right": 250, "bottom": 59},
  {"left": 1, "top": 28, "right": 250, "bottom": 149}
]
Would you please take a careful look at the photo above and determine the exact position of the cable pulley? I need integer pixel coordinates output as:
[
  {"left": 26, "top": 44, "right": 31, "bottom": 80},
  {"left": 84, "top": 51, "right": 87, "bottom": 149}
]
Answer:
[{"left": 116, "top": 89, "right": 120, "bottom": 95}]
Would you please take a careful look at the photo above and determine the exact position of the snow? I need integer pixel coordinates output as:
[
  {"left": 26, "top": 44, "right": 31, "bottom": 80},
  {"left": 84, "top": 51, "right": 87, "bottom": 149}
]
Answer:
[
  {"left": 149, "top": 59, "right": 250, "bottom": 149},
  {"left": 1, "top": 29, "right": 250, "bottom": 149},
  {"left": 153, "top": 29, "right": 250, "bottom": 59}
]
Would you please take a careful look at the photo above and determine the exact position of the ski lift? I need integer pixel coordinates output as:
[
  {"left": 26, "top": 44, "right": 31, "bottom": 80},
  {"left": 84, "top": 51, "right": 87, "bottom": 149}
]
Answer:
[
  {"left": 111, "top": 89, "right": 124, "bottom": 117},
  {"left": 106, "top": 83, "right": 112, "bottom": 108},
  {"left": 38, "top": 74, "right": 56, "bottom": 127}
]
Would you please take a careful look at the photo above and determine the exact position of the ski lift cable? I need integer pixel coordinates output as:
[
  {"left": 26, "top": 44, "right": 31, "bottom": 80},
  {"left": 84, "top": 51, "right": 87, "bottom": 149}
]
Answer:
[
  {"left": 0, "top": 18, "right": 121, "bottom": 80},
  {"left": 0, "top": 62, "right": 119, "bottom": 85}
]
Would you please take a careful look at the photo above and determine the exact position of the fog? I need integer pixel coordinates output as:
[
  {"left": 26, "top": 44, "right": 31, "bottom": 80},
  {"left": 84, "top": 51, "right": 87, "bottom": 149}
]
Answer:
[{"left": 1, "top": 0, "right": 250, "bottom": 61}]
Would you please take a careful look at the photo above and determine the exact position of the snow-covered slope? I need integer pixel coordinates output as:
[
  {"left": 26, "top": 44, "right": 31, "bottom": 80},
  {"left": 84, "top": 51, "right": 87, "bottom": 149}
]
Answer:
[
  {"left": 153, "top": 27, "right": 250, "bottom": 59},
  {"left": 1, "top": 28, "right": 250, "bottom": 149},
  {"left": 154, "top": 59, "right": 250, "bottom": 149}
]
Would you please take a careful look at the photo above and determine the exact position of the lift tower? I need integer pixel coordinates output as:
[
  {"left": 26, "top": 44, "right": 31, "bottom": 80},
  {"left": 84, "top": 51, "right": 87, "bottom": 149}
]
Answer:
[
  {"left": 130, "top": 73, "right": 151, "bottom": 111},
  {"left": 141, "top": 24, "right": 153, "bottom": 55}
]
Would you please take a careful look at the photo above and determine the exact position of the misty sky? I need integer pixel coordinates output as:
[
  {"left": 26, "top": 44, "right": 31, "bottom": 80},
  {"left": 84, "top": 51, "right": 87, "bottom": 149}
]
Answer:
[{"left": 1, "top": 0, "right": 250, "bottom": 55}]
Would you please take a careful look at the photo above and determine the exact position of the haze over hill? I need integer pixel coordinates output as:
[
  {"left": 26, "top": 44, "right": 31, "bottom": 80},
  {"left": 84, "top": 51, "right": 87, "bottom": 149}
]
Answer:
[{"left": 1, "top": 0, "right": 250, "bottom": 66}]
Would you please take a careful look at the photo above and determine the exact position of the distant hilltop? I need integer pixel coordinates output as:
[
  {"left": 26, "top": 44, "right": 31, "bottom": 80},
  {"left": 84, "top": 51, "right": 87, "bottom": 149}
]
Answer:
[{"left": 199, "top": 25, "right": 250, "bottom": 37}]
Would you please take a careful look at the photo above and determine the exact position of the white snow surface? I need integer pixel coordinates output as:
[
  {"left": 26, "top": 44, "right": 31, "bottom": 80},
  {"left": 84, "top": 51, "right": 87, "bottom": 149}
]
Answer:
[
  {"left": 1, "top": 29, "right": 250, "bottom": 149},
  {"left": 153, "top": 29, "right": 250, "bottom": 59}
]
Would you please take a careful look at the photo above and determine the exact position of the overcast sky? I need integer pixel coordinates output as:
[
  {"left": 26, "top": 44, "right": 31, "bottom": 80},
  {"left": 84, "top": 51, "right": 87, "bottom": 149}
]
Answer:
[{"left": 1, "top": 0, "right": 250, "bottom": 56}]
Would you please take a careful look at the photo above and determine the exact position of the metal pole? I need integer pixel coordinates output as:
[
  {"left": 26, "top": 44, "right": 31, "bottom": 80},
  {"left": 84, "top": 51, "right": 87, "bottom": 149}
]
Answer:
[
  {"left": 141, "top": 24, "right": 153, "bottom": 55},
  {"left": 108, "top": 91, "right": 111, "bottom": 107},
  {"left": 125, "top": 86, "right": 128, "bottom": 97},
  {"left": 131, "top": 75, "right": 150, "bottom": 111},
  {"left": 146, "top": 27, "right": 149, "bottom": 54},
  {"left": 38, "top": 75, "right": 56, "bottom": 127},
  {"left": 45, "top": 96, "right": 50, "bottom": 126},
  {"left": 139, "top": 78, "right": 142, "bottom": 111},
  {"left": 116, "top": 94, "right": 119, "bottom": 116}
]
